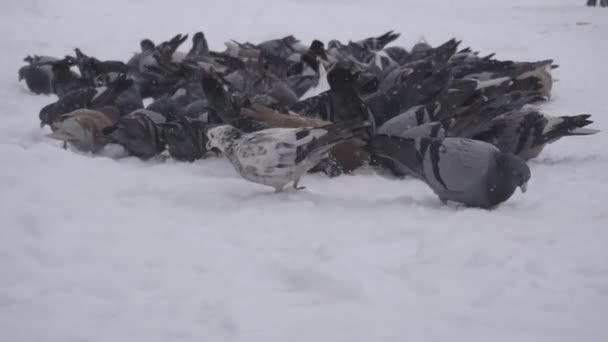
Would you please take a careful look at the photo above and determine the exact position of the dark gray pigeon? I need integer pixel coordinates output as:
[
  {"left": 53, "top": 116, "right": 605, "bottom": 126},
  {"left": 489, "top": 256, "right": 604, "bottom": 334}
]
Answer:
[
  {"left": 103, "top": 109, "right": 166, "bottom": 159},
  {"left": 289, "top": 65, "right": 376, "bottom": 126},
  {"left": 371, "top": 135, "right": 531, "bottom": 208},
  {"left": 51, "top": 58, "right": 92, "bottom": 98},
  {"left": 39, "top": 75, "right": 133, "bottom": 128},
  {"left": 206, "top": 120, "right": 371, "bottom": 192},
  {"left": 19, "top": 55, "right": 58, "bottom": 94},
  {"left": 185, "top": 32, "right": 209, "bottom": 61},
  {"left": 161, "top": 116, "right": 209, "bottom": 161},
  {"left": 256, "top": 35, "right": 306, "bottom": 59}
]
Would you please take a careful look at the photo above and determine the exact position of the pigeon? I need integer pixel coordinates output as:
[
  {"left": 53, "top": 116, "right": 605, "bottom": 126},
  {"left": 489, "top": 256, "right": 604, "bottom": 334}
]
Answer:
[
  {"left": 290, "top": 65, "right": 376, "bottom": 125},
  {"left": 364, "top": 67, "right": 452, "bottom": 125},
  {"left": 201, "top": 71, "right": 239, "bottom": 123},
  {"left": 129, "top": 34, "right": 188, "bottom": 73},
  {"left": 19, "top": 55, "right": 57, "bottom": 95},
  {"left": 46, "top": 108, "right": 120, "bottom": 152},
  {"left": 103, "top": 109, "right": 166, "bottom": 159},
  {"left": 39, "top": 88, "right": 97, "bottom": 128},
  {"left": 184, "top": 32, "right": 210, "bottom": 61},
  {"left": 39, "top": 74, "right": 134, "bottom": 127},
  {"left": 146, "top": 88, "right": 190, "bottom": 120},
  {"left": 472, "top": 109, "right": 600, "bottom": 160},
  {"left": 180, "top": 99, "right": 215, "bottom": 120},
  {"left": 205, "top": 120, "right": 371, "bottom": 192},
  {"left": 155, "top": 34, "right": 189, "bottom": 63},
  {"left": 71, "top": 48, "right": 129, "bottom": 82},
  {"left": 371, "top": 135, "right": 531, "bottom": 208},
  {"left": 161, "top": 116, "right": 209, "bottom": 161},
  {"left": 50, "top": 58, "right": 92, "bottom": 98},
  {"left": 256, "top": 35, "right": 306, "bottom": 59}
]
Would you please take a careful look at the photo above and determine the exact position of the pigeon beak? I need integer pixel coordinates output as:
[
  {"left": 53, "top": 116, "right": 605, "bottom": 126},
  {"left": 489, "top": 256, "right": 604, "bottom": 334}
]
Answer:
[
  {"left": 40, "top": 122, "right": 46, "bottom": 129},
  {"left": 520, "top": 182, "right": 528, "bottom": 193}
]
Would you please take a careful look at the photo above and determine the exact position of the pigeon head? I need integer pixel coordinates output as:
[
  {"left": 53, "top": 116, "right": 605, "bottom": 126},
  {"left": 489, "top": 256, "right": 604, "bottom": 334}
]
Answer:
[
  {"left": 193, "top": 32, "right": 205, "bottom": 43},
  {"left": 140, "top": 39, "right": 155, "bottom": 52},
  {"left": 327, "top": 65, "right": 356, "bottom": 90},
  {"left": 205, "top": 125, "right": 242, "bottom": 152},
  {"left": 39, "top": 103, "right": 55, "bottom": 128},
  {"left": 496, "top": 153, "right": 531, "bottom": 193},
  {"left": 309, "top": 40, "right": 327, "bottom": 60},
  {"left": 328, "top": 40, "right": 343, "bottom": 50},
  {"left": 18, "top": 65, "right": 29, "bottom": 81},
  {"left": 281, "top": 35, "right": 298, "bottom": 46}
]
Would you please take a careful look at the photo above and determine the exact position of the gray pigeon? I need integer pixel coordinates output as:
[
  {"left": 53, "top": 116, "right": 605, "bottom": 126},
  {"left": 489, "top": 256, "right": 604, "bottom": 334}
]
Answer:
[
  {"left": 371, "top": 135, "right": 531, "bottom": 208},
  {"left": 473, "top": 109, "right": 600, "bottom": 160},
  {"left": 206, "top": 121, "right": 371, "bottom": 192}
]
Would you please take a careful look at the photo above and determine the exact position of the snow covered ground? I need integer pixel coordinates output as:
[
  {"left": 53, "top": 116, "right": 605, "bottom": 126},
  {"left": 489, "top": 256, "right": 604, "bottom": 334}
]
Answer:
[{"left": 1, "top": 0, "right": 608, "bottom": 341}]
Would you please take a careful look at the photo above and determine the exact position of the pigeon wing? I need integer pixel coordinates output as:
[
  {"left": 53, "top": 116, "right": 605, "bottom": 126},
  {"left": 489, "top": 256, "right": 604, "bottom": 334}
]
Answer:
[
  {"left": 423, "top": 138, "right": 497, "bottom": 194},
  {"left": 233, "top": 127, "right": 326, "bottom": 171}
]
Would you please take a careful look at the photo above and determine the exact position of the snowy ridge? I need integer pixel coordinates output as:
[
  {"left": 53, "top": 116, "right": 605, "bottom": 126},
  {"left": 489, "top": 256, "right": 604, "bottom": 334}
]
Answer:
[{"left": 1, "top": 0, "right": 608, "bottom": 341}]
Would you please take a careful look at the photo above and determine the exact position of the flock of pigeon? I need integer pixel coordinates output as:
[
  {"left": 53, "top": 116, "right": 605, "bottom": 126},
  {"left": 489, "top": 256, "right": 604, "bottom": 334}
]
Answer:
[{"left": 18, "top": 30, "right": 599, "bottom": 208}]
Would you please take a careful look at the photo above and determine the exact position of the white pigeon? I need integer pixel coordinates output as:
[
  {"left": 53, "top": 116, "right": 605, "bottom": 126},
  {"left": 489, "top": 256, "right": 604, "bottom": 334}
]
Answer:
[{"left": 206, "top": 121, "right": 370, "bottom": 192}]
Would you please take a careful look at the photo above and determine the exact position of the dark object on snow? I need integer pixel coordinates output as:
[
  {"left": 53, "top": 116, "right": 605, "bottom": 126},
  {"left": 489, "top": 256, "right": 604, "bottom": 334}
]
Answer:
[{"left": 587, "top": 0, "right": 608, "bottom": 7}]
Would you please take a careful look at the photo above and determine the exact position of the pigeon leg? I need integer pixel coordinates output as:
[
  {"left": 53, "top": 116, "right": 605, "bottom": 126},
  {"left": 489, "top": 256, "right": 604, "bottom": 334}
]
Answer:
[
  {"left": 63, "top": 141, "right": 68, "bottom": 150},
  {"left": 601, "top": 0, "right": 607, "bottom": 7},
  {"left": 293, "top": 179, "right": 306, "bottom": 191},
  {"left": 587, "top": 0, "right": 597, "bottom": 6}
]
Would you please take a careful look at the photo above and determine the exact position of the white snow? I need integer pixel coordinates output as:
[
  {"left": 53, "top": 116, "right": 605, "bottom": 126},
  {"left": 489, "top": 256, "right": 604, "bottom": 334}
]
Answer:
[{"left": 1, "top": 0, "right": 608, "bottom": 341}]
